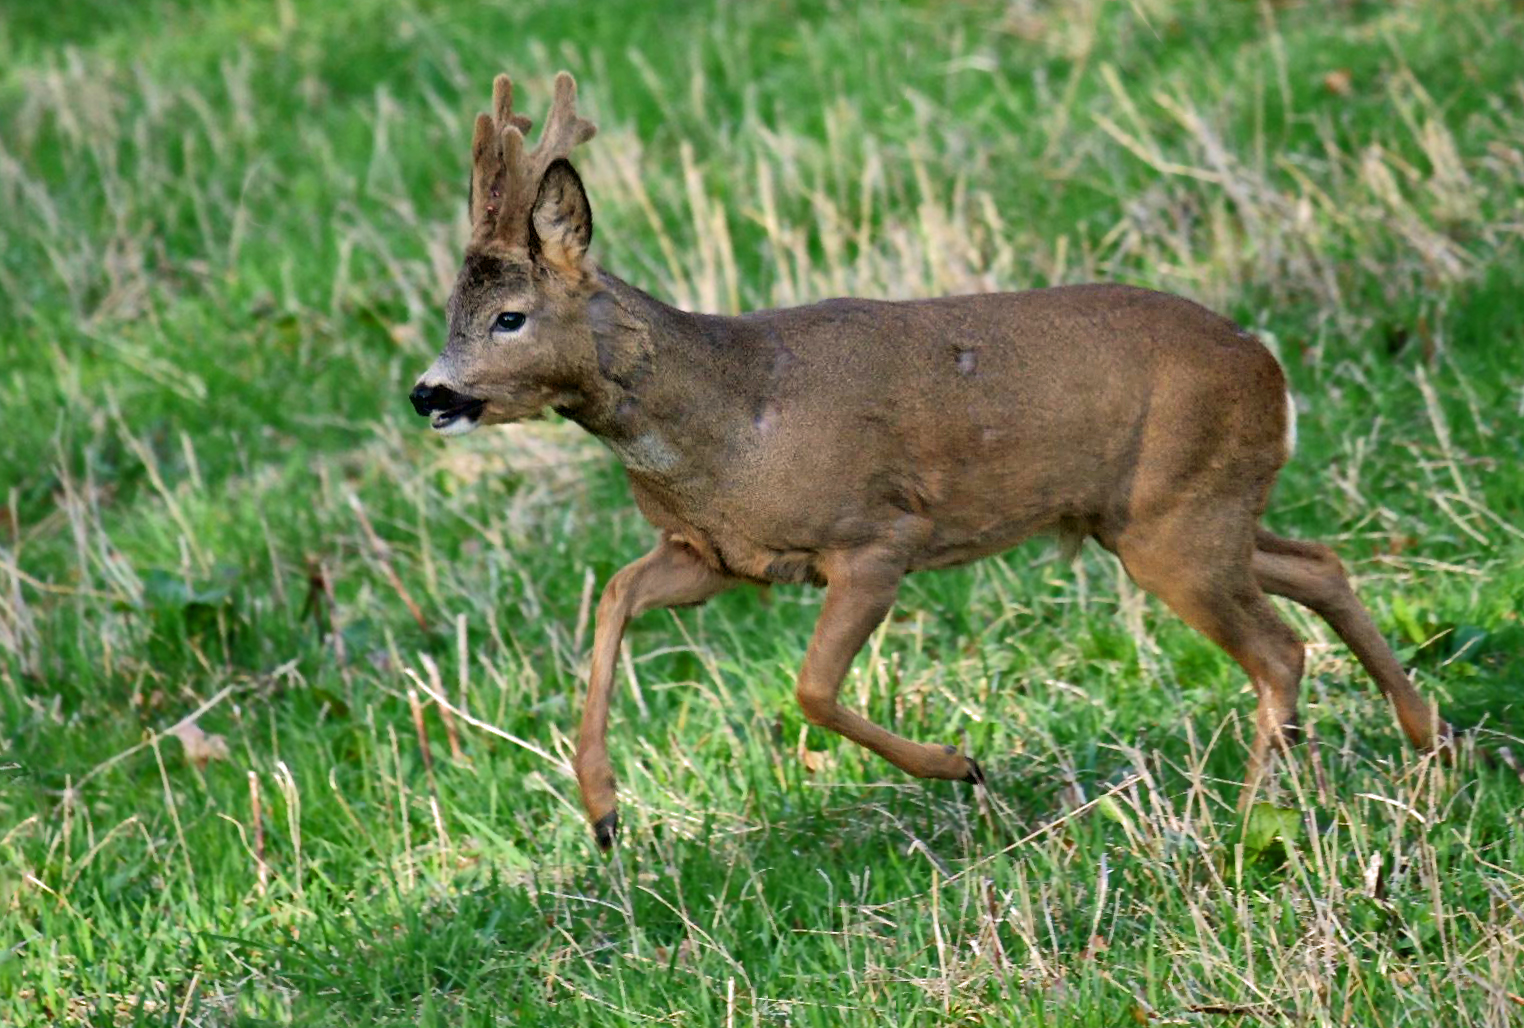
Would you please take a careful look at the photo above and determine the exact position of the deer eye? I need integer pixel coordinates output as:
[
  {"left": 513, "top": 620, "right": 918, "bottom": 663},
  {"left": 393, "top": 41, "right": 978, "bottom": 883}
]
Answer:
[{"left": 493, "top": 311, "right": 527, "bottom": 333}]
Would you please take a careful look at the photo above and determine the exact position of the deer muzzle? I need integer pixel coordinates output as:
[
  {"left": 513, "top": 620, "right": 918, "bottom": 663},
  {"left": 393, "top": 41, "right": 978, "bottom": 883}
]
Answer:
[{"left": 409, "top": 381, "right": 486, "bottom": 436}]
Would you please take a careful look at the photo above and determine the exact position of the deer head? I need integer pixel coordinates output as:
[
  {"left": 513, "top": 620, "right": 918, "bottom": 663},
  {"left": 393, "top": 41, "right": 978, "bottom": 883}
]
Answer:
[{"left": 410, "top": 72, "right": 600, "bottom": 435}]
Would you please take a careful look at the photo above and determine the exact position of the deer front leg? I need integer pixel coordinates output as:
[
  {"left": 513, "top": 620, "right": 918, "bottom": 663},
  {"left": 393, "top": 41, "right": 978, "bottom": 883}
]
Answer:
[
  {"left": 795, "top": 547, "right": 982, "bottom": 784},
  {"left": 576, "top": 538, "right": 735, "bottom": 849}
]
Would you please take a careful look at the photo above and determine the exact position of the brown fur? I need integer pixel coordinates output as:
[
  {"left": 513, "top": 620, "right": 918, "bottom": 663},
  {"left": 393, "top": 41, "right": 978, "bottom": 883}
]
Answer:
[{"left": 413, "top": 73, "right": 1453, "bottom": 849}]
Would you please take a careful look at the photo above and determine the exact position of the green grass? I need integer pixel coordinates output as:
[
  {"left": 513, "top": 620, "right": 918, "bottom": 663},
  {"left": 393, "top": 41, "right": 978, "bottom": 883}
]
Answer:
[{"left": 3, "top": 0, "right": 1524, "bottom": 1023}]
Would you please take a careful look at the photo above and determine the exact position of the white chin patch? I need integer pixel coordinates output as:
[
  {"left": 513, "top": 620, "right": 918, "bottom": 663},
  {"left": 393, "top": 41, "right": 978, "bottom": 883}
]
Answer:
[{"left": 431, "top": 411, "right": 481, "bottom": 437}]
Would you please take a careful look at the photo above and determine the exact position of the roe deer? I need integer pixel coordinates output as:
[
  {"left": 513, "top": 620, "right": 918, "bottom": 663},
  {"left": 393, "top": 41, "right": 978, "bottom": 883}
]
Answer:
[{"left": 410, "top": 72, "right": 1453, "bottom": 849}]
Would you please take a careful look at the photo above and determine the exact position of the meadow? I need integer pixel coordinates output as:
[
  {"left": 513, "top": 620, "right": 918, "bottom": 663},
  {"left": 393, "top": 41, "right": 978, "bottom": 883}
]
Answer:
[{"left": 2, "top": 0, "right": 1523, "bottom": 1023}]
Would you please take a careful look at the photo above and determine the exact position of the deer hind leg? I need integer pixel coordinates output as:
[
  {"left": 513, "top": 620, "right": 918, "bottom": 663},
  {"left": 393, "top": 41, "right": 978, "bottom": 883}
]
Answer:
[
  {"left": 576, "top": 538, "right": 735, "bottom": 848},
  {"left": 1113, "top": 511, "right": 1307, "bottom": 805},
  {"left": 795, "top": 547, "right": 980, "bottom": 784},
  {"left": 1252, "top": 529, "right": 1452, "bottom": 753}
]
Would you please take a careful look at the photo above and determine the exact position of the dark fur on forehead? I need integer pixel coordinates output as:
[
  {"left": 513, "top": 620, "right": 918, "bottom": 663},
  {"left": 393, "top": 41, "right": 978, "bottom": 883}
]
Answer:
[
  {"left": 448, "top": 251, "right": 534, "bottom": 329},
  {"left": 452, "top": 251, "right": 530, "bottom": 305},
  {"left": 459, "top": 251, "right": 531, "bottom": 292}
]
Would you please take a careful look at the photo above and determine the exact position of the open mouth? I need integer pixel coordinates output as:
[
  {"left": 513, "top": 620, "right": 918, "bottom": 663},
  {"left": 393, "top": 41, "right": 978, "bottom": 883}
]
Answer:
[{"left": 430, "top": 398, "right": 486, "bottom": 435}]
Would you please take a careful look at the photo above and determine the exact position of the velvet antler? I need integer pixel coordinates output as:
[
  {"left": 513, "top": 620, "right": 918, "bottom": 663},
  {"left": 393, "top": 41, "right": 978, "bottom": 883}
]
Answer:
[{"left": 468, "top": 72, "right": 597, "bottom": 251}]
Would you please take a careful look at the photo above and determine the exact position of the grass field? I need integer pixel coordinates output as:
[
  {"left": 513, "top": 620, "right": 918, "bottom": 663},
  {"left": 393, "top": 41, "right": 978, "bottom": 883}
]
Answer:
[{"left": 3, "top": 0, "right": 1524, "bottom": 1023}]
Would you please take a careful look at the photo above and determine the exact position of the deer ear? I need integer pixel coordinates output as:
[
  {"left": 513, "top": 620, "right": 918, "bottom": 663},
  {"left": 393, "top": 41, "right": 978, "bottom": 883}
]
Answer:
[{"left": 529, "top": 158, "right": 593, "bottom": 276}]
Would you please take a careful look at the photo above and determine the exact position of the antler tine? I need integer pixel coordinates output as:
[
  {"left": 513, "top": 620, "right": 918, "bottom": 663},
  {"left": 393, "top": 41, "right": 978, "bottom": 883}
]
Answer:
[
  {"left": 468, "top": 113, "right": 497, "bottom": 226},
  {"left": 467, "top": 71, "right": 597, "bottom": 247},
  {"left": 527, "top": 71, "right": 597, "bottom": 179},
  {"left": 467, "top": 77, "right": 534, "bottom": 231},
  {"left": 491, "top": 74, "right": 534, "bottom": 136}
]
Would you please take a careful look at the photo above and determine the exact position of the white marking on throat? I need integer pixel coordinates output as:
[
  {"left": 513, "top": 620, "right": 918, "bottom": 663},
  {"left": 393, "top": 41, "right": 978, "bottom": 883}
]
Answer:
[
  {"left": 607, "top": 429, "right": 681, "bottom": 473},
  {"left": 1284, "top": 390, "right": 1298, "bottom": 456}
]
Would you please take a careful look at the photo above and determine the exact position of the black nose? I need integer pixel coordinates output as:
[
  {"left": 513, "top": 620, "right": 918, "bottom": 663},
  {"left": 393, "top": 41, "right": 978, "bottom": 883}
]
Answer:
[{"left": 409, "top": 382, "right": 468, "bottom": 416}]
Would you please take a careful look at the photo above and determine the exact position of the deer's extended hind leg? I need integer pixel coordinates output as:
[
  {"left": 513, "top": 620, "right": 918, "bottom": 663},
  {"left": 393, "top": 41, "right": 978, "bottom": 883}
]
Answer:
[
  {"left": 1252, "top": 529, "right": 1452, "bottom": 753},
  {"left": 576, "top": 538, "right": 735, "bottom": 848},
  {"left": 795, "top": 545, "right": 979, "bottom": 783},
  {"left": 1114, "top": 513, "right": 1307, "bottom": 805}
]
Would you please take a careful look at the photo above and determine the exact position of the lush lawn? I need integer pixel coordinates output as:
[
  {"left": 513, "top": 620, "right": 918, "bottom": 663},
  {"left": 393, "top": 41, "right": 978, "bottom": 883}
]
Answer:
[{"left": 3, "top": 0, "right": 1523, "bottom": 1023}]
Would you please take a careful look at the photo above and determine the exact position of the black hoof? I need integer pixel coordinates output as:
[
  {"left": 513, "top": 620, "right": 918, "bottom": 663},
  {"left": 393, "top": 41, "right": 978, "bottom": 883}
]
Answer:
[
  {"left": 963, "top": 758, "right": 986, "bottom": 786},
  {"left": 592, "top": 811, "right": 619, "bottom": 851}
]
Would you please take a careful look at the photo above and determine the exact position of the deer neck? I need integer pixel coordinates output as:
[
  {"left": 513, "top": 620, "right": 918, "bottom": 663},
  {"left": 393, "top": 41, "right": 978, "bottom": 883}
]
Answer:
[{"left": 557, "top": 270, "right": 755, "bottom": 479}]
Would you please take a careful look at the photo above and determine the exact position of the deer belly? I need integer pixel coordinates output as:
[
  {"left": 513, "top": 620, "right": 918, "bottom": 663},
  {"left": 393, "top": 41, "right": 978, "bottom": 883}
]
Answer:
[{"left": 912, "top": 514, "right": 1058, "bottom": 571}]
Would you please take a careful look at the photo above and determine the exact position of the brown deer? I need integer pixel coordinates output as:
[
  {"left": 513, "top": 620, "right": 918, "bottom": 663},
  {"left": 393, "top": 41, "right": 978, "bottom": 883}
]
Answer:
[{"left": 410, "top": 72, "right": 1452, "bottom": 849}]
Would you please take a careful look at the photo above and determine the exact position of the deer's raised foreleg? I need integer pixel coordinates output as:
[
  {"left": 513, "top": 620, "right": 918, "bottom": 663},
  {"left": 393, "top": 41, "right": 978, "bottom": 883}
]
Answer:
[
  {"left": 795, "top": 546, "right": 982, "bottom": 784},
  {"left": 576, "top": 538, "right": 735, "bottom": 848}
]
